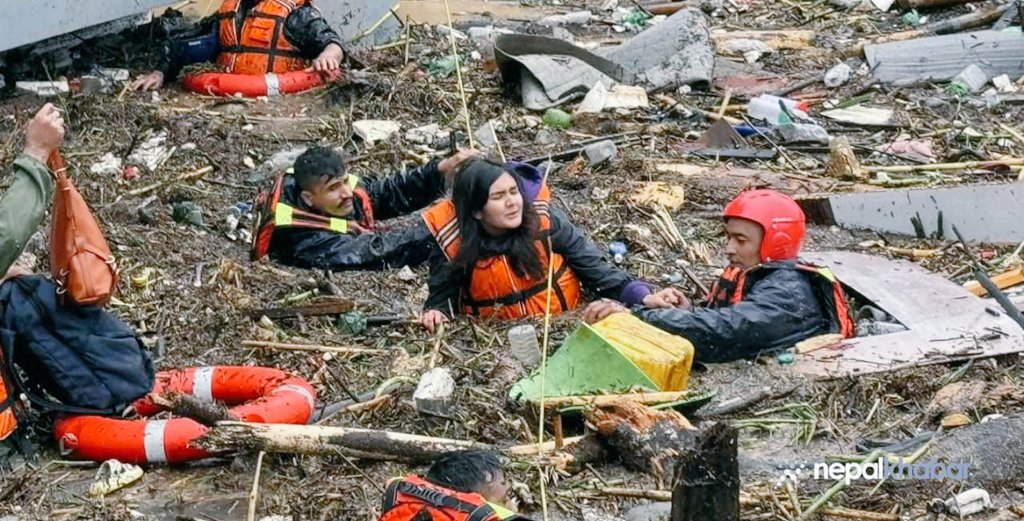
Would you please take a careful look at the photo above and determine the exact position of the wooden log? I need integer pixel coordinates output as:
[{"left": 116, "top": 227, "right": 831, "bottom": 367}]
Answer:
[
  {"left": 247, "top": 296, "right": 356, "bottom": 320},
  {"left": 537, "top": 391, "right": 697, "bottom": 410},
  {"left": 670, "top": 422, "right": 740, "bottom": 521},
  {"left": 845, "top": 3, "right": 1012, "bottom": 58},
  {"left": 963, "top": 268, "right": 1024, "bottom": 297},
  {"left": 865, "top": 159, "right": 1024, "bottom": 173},
  {"left": 586, "top": 401, "right": 697, "bottom": 480},
  {"left": 196, "top": 421, "right": 492, "bottom": 464},
  {"left": 149, "top": 392, "right": 236, "bottom": 426},
  {"left": 713, "top": 30, "right": 816, "bottom": 51}
]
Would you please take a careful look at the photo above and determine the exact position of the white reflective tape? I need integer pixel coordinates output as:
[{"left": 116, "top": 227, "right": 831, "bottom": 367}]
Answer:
[
  {"left": 265, "top": 73, "right": 281, "bottom": 96},
  {"left": 192, "top": 367, "right": 215, "bottom": 403},
  {"left": 144, "top": 419, "right": 168, "bottom": 463},
  {"left": 274, "top": 384, "right": 315, "bottom": 410}
]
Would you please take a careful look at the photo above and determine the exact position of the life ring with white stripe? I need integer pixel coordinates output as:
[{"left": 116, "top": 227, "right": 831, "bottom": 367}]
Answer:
[
  {"left": 53, "top": 366, "right": 316, "bottom": 464},
  {"left": 181, "top": 69, "right": 338, "bottom": 97}
]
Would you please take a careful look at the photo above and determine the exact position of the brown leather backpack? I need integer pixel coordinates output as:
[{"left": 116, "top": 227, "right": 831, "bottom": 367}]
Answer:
[{"left": 47, "top": 151, "right": 117, "bottom": 306}]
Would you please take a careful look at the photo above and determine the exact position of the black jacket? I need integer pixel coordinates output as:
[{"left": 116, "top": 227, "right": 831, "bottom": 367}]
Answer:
[
  {"left": 158, "top": 0, "right": 343, "bottom": 80},
  {"left": 634, "top": 264, "right": 830, "bottom": 363},
  {"left": 269, "top": 160, "right": 445, "bottom": 271},
  {"left": 425, "top": 206, "right": 648, "bottom": 314}
]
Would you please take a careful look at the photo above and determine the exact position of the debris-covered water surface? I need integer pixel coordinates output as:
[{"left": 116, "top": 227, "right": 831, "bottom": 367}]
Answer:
[{"left": 2, "top": 0, "right": 1024, "bottom": 519}]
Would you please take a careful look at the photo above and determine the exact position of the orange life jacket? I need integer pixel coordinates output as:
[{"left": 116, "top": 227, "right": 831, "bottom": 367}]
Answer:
[
  {"left": 0, "top": 357, "right": 18, "bottom": 444},
  {"left": 708, "top": 262, "right": 855, "bottom": 338},
  {"left": 216, "top": 0, "right": 310, "bottom": 75},
  {"left": 251, "top": 172, "right": 375, "bottom": 261},
  {"left": 422, "top": 186, "right": 582, "bottom": 320},
  {"left": 379, "top": 475, "right": 524, "bottom": 521}
]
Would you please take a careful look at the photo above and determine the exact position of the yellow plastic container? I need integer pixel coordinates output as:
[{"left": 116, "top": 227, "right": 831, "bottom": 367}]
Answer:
[{"left": 590, "top": 313, "right": 695, "bottom": 391}]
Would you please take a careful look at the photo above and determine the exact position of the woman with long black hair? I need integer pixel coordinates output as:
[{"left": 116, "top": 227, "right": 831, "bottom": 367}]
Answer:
[{"left": 418, "top": 158, "right": 684, "bottom": 332}]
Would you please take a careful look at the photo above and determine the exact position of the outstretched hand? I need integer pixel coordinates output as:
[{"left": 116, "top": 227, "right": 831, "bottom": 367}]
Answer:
[
  {"left": 23, "top": 103, "right": 65, "bottom": 164},
  {"left": 310, "top": 43, "right": 344, "bottom": 72},
  {"left": 642, "top": 288, "right": 690, "bottom": 309},
  {"left": 420, "top": 309, "right": 449, "bottom": 333},
  {"left": 438, "top": 148, "right": 483, "bottom": 175},
  {"left": 130, "top": 71, "right": 165, "bottom": 92},
  {"left": 583, "top": 299, "right": 629, "bottom": 323}
]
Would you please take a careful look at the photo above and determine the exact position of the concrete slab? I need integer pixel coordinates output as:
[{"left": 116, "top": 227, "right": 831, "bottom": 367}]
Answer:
[
  {"left": 0, "top": 0, "right": 176, "bottom": 53},
  {"left": 798, "top": 182, "right": 1024, "bottom": 244}
]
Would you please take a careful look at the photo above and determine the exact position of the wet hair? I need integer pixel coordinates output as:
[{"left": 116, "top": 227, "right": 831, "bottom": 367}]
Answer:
[
  {"left": 450, "top": 158, "right": 544, "bottom": 279},
  {"left": 293, "top": 146, "right": 346, "bottom": 192},
  {"left": 426, "top": 450, "right": 504, "bottom": 493}
]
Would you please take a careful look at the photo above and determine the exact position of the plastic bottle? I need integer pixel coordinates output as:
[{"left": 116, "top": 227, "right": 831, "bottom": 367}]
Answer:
[
  {"left": 507, "top": 325, "right": 541, "bottom": 369},
  {"left": 609, "top": 242, "right": 628, "bottom": 264},
  {"left": 948, "top": 64, "right": 988, "bottom": 95},
  {"left": 746, "top": 95, "right": 810, "bottom": 125}
]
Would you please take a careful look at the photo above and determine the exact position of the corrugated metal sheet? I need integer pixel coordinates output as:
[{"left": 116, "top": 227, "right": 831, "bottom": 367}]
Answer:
[{"left": 865, "top": 30, "right": 1024, "bottom": 83}]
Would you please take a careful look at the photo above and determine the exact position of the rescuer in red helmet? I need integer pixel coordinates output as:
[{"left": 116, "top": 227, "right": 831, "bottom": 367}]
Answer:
[{"left": 584, "top": 189, "right": 854, "bottom": 363}]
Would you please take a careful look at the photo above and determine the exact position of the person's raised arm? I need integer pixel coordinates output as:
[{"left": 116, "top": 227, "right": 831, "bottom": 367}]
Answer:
[{"left": 0, "top": 104, "right": 64, "bottom": 274}]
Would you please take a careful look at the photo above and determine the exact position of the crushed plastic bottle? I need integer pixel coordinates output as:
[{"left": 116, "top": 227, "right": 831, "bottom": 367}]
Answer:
[
  {"left": 947, "top": 64, "right": 988, "bottom": 95},
  {"left": 746, "top": 95, "right": 810, "bottom": 125},
  {"left": 823, "top": 63, "right": 852, "bottom": 88},
  {"left": 542, "top": 108, "right": 573, "bottom": 129},
  {"left": 507, "top": 325, "right": 541, "bottom": 369}
]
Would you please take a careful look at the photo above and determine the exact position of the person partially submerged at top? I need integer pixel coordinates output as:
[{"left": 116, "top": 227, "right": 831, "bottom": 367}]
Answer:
[
  {"left": 418, "top": 158, "right": 682, "bottom": 332},
  {"left": 585, "top": 189, "right": 854, "bottom": 363},
  {"left": 131, "top": 0, "right": 345, "bottom": 91},
  {"left": 252, "top": 146, "right": 478, "bottom": 270}
]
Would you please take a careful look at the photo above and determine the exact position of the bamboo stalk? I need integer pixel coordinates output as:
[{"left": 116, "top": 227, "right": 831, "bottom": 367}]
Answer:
[
  {"left": 507, "top": 436, "right": 585, "bottom": 456},
  {"left": 443, "top": 0, "right": 475, "bottom": 148},
  {"left": 536, "top": 391, "right": 696, "bottom": 409},
  {"left": 865, "top": 159, "right": 1024, "bottom": 173},
  {"left": 598, "top": 487, "right": 671, "bottom": 501},
  {"left": 127, "top": 165, "right": 213, "bottom": 197},
  {"left": 246, "top": 451, "right": 266, "bottom": 521},
  {"left": 819, "top": 507, "right": 899, "bottom": 521},
  {"left": 240, "top": 340, "right": 379, "bottom": 354}
]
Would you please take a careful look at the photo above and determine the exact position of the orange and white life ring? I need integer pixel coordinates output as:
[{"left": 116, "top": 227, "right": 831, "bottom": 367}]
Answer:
[
  {"left": 182, "top": 69, "right": 338, "bottom": 97},
  {"left": 54, "top": 366, "right": 315, "bottom": 464}
]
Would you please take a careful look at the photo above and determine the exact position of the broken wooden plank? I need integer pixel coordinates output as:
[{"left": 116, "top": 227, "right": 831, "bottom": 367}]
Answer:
[
  {"left": 247, "top": 296, "right": 356, "bottom": 320},
  {"left": 712, "top": 30, "right": 815, "bottom": 51},
  {"left": 964, "top": 268, "right": 1024, "bottom": 297},
  {"left": 196, "top": 421, "right": 491, "bottom": 463}
]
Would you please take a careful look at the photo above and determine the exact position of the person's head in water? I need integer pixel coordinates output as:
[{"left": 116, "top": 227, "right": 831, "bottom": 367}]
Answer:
[
  {"left": 722, "top": 189, "right": 805, "bottom": 270},
  {"left": 426, "top": 450, "right": 511, "bottom": 507},
  {"left": 294, "top": 146, "right": 354, "bottom": 218},
  {"left": 451, "top": 158, "right": 544, "bottom": 279}
]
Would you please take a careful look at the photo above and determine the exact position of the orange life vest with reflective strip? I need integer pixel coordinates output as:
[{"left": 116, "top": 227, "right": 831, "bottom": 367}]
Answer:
[
  {"left": 216, "top": 0, "right": 310, "bottom": 75},
  {"left": 0, "top": 355, "right": 18, "bottom": 443},
  {"left": 251, "top": 172, "right": 375, "bottom": 261},
  {"left": 708, "top": 262, "right": 855, "bottom": 338},
  {"left": 422, "top": 186, "right": 582, "bottom": 320},
  {"left": 379, "top": 475, "right": 524, "bottom": 521}
]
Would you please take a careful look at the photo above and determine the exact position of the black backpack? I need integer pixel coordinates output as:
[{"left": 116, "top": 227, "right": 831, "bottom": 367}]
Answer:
[{"left": 0, "top": 276, "right": 155, "bottom": 415}]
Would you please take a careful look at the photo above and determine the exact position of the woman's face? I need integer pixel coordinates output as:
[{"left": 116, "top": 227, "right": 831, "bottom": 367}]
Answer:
[{"left": 474, "top": 173, "right": 523, "bottom": 234}]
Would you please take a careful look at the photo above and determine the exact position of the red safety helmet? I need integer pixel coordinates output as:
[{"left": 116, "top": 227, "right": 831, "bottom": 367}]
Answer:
[{"left": 722, "top": 189, "right": 805, "bottom": 262}]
